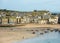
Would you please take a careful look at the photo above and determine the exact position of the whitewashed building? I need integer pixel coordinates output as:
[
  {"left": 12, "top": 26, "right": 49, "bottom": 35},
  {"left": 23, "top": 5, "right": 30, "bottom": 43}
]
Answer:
[
  {"left": 49, "top": 16, "right": 58, "bottom": 24},
  {"left": 38, "top": 19, "right": 48, "bottom": 24},
  {"left": 21, "top": 16, "right": 30, "bottom": 23},
  {"left": 16, "top": 16, "right": 22, "bottom": 24}
]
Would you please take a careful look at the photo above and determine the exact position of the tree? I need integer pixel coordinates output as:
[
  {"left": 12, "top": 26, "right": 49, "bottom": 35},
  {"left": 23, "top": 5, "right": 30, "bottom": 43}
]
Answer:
[{"left": 32, "top": 10, "right": 37, "bottom": 16}]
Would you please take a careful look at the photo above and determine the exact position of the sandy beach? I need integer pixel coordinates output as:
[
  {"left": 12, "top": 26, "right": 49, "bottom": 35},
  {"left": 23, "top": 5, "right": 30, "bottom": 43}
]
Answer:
[
  {"left": 0, "top": 27, "right": 36, "bottom": 43},
  {"left": 18, "top": 24, "right": 60, "bottom": 29},
  {"left": 0, "top": 24, "right": 60, "bottom": 43}
]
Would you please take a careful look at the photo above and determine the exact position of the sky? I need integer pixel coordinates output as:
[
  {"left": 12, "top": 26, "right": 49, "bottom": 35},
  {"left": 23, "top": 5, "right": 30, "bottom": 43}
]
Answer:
[{"left": 0, "top": 0, "right": 60, "bottom": 12}]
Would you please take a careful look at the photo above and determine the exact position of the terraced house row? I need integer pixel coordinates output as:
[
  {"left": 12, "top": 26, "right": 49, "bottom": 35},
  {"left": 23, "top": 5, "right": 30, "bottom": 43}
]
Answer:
[{"left": 0, "top": 9, "right": 59, "bottom": 25}]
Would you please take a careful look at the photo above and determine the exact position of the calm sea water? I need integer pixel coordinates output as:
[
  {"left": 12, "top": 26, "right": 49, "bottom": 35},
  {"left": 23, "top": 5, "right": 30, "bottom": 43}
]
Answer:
[{"left": 14, "top": 30, "right": 60, "bottom": 43}]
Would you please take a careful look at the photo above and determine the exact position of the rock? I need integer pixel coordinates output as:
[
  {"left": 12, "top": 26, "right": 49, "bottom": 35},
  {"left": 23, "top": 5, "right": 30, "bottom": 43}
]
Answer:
[
  {"left": 54, "top": 29, "right": 58, "bottom": 32},
  {"left": 32, "top": 32, "right": 35, "bottom": 34},
  {"left": 35, "top": 30, "right": 39, "bottom": 32},
  {"left": 58, "top": 30, "right": 60, "bottom": 33},
  {"left": 44, "top": 31, "right": 48, "bottom": 33},
  {"left": 50, "top": 30, "right": 53, "bottom": 32},
  {"left": 47, "top": 29, "right": 50, "bottom": 30},
  {"left": 40, "top": 33, "right": 44, "bottom": 35}
]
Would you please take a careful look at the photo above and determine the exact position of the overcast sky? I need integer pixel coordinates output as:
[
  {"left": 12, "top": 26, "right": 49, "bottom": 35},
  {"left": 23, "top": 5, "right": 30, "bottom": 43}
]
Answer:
[{"left": 0, "top": 0, "right": 60, "bottom": 12}]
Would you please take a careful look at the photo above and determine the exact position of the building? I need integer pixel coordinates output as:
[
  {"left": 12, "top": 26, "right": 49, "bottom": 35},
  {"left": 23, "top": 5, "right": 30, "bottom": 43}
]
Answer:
[
  {"left": 38, "top": 19, "right": 48, "bottom": 24},
  {"left": 49, "top": 15, "right": 58, "bottom": 24},
  {"left": 58, "top": 14, "right": 60, "bottom": 24},
  {"left": 0, "top": 9, "right": 59, "bottom": 25}
]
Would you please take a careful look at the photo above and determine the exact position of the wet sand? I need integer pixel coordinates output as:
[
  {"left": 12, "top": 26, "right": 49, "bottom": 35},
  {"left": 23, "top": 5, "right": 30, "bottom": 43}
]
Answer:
[
  {"left": 0, "top": 28, "right": 36, "bottom": 43},
  {"left": 0, "top": 24, "right": 60, "bottom": 43}
]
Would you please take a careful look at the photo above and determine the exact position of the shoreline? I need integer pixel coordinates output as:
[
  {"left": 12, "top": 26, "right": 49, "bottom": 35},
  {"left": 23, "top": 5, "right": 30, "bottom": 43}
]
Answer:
[
  {"left": 0, "top": 24, "right": 60, "bottom": 29},
  {"left": 17, "top": 24, "right": 60, "bottom": 29}
]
